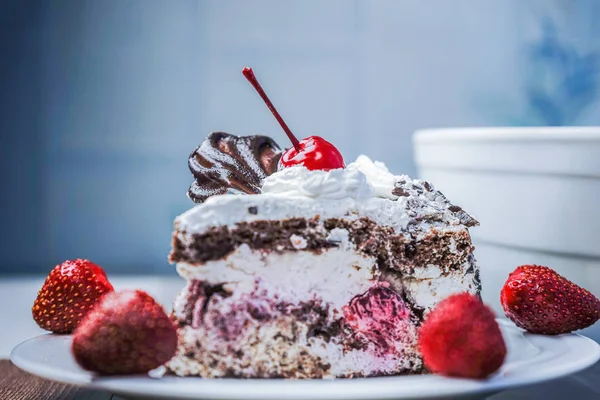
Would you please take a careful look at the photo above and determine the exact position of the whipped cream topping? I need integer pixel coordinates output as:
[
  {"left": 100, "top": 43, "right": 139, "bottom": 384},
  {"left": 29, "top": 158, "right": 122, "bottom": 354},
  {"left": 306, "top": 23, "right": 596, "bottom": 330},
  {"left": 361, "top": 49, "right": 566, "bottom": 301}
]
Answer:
[
  {"left": 262, "top": 165, "right": 374, "bottom": 200},
  {"left": 351, "top": 155, "right": 401, "bottom": 200},
  {"left": 177, "top": 190, "right": 410, "bottom": 235},
  {"left": 175, "top": 155, "right": 476, "bottom": 236},
  {"left": 261, "top": 155, "right": 400, "bottom": 200}
]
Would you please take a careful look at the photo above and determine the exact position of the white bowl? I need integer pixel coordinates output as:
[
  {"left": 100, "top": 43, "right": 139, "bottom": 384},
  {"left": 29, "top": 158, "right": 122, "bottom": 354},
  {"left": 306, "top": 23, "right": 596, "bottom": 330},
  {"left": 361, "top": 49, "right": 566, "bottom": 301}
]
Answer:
[{"left": 413, "top": 127, "right": 600, "bottom": 340}]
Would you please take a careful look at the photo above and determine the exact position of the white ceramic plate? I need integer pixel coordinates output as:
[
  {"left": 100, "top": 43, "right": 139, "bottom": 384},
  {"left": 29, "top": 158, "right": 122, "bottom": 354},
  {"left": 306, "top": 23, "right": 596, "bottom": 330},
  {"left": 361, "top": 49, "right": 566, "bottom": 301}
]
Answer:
[{"left": 11, "top": 320, "right": 600, "bottom": 400}]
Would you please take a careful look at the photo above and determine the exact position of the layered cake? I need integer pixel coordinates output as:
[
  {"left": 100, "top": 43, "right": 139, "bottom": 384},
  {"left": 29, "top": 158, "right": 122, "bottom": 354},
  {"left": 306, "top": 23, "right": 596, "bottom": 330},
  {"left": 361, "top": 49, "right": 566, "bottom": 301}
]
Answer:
[
  {"left": 166, "top": 68, "right": 480, "bottom": 378},
  {"left": 167, "top": 131, "right": 480, "bottom": 378}
]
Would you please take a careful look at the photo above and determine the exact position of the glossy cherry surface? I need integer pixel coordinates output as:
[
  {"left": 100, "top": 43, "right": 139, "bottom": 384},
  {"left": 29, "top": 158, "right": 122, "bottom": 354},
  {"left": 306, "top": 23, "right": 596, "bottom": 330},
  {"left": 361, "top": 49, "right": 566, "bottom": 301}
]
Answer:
[{"left": 280, "top": 135, "right": 345, "bottom": 171}]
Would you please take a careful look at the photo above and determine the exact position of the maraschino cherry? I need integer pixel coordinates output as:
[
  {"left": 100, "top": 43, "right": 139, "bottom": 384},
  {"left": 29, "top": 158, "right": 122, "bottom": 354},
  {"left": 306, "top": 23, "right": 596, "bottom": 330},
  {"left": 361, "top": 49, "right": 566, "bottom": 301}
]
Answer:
[{"left": 242, "top": 67, "right": 345, "bottom": 171}]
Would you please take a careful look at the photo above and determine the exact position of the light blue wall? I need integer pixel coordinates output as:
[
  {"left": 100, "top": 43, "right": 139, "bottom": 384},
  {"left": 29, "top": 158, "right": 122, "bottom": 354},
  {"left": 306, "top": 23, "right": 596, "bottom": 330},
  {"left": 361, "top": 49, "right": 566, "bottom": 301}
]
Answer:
[{"left": 2, "top": 0, "right": 600, "bottom": 274}]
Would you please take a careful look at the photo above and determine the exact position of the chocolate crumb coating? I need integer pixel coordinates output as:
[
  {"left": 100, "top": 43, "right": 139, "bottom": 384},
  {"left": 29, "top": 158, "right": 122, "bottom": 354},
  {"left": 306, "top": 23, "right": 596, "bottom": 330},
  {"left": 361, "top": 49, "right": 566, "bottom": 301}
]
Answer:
[
  {"left": 392, "top": 179, "right": 479, "bottom": 228},
  {"left": 188, "top": 132, "right": 282, "bottom": 203}
]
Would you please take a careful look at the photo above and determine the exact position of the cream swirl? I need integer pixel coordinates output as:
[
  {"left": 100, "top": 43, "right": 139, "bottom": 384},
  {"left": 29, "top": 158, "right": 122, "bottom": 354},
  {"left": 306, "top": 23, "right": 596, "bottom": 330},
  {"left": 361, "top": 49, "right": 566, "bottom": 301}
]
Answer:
[
  {"left": 261, "top": 156, "right": 403, "bottom": 200},
  {"left": 262, "top": 165, "right": 375, "bottom": 200},
  {"left": 350, "top": 155, "right": 401, "bottom": 200}
]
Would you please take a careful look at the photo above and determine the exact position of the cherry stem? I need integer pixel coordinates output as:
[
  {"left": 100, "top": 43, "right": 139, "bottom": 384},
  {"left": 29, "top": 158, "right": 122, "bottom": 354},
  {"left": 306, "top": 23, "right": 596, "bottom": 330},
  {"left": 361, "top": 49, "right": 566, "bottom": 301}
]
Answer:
[{"left": 242, "top": 67, "right": 300, "bottom": 151}]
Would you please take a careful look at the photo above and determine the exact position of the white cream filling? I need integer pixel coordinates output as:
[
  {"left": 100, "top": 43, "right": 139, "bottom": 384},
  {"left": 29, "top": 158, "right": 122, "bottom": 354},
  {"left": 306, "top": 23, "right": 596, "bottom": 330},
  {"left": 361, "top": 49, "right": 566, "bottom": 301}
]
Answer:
[
  {"left": 176, "top": 241, "right": 377, "bottom": 310},
  {"left": 402, "top": 261, "right": 479, "bottom": 314}
]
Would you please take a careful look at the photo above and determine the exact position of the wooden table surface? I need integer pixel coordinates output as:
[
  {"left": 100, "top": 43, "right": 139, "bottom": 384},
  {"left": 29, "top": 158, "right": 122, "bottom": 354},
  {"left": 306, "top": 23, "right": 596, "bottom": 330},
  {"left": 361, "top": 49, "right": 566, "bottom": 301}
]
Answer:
[
  {"left": 2, "top": 276, "right": 600, "bottom": 400},
  {"left": 0, "top": 360, "right": 123, "bottom": 400}
]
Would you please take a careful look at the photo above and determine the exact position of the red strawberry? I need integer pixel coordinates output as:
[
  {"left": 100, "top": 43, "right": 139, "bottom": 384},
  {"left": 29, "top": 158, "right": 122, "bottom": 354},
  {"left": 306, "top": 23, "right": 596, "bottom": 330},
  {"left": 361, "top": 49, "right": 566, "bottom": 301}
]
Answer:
[
  {"left": 419, "top": 293, "right": 506, "bottom": 379},
  {"left": 32, "top": 259, "right": 114, "bottom": 334},
  {"left": 501, "top": 265, "right": 600, "bottom": 335},
  {"left": 72, "top": 290, "right": 177, "bottom": 375}
]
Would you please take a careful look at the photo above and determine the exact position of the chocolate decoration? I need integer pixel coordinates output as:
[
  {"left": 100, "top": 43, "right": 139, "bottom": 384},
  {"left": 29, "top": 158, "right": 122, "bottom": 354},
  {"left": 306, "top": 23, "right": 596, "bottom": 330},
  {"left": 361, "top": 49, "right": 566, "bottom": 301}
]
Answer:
[{"left": 188, "top": 132, "right": 282, "bottom": 203}]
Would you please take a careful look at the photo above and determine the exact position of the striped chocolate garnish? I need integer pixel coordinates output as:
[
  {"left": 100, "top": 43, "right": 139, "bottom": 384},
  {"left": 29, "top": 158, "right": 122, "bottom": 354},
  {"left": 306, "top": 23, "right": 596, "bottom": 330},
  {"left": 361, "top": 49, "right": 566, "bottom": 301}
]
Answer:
[{"left": 188, "top": 132, "right": 282, "bottom": 203}]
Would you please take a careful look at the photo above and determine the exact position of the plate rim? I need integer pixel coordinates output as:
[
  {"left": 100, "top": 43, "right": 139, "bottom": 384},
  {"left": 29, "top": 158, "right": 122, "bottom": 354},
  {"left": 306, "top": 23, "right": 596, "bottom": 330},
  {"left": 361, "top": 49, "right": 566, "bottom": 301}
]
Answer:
[{"left": 10, "top": 320, "right": 600, "bottom": 400}]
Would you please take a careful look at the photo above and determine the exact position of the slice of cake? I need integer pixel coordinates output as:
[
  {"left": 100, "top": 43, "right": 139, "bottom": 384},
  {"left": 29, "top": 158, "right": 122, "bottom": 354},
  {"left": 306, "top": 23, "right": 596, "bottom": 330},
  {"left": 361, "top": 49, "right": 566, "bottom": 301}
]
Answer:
[{"left": 166, "top": 132, "right": 480, "bottom": 379}]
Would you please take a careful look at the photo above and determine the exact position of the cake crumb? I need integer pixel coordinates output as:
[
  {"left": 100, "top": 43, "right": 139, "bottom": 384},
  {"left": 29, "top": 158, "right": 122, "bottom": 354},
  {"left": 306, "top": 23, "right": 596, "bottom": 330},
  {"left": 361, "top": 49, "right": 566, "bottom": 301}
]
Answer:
[{"left": 290, "top": 234, "right": 308, "bottom": 250}]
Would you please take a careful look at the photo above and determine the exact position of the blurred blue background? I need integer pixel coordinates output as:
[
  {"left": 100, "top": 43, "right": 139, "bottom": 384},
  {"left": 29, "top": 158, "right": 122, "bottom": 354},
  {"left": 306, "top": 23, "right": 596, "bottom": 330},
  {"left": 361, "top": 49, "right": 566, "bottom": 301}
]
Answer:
[{"left": 2, "top": 0, "right": 600, "bottom": 275}]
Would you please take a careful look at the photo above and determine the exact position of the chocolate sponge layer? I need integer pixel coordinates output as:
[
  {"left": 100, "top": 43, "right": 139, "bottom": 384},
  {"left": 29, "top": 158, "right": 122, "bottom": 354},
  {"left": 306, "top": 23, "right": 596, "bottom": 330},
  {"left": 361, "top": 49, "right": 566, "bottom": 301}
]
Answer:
[{"left": 170, "top": 216, "right": 475, "bottom": 277}]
